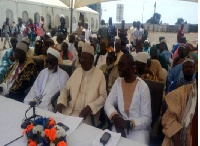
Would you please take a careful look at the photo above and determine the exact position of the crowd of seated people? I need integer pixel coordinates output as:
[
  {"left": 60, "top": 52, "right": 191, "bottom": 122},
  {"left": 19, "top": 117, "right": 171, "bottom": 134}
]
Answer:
[{"left": 0, "top": 19, "right": 198, "bottom": 146}]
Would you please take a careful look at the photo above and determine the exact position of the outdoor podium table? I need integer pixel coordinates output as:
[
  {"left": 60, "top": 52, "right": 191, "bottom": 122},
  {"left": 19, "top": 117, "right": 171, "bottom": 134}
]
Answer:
[{"left": 0, "top": 96, "right": 146, "bottom": 146}]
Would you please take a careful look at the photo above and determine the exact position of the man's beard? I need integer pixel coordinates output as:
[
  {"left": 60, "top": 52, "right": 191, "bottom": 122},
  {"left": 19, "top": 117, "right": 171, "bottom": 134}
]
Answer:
[
  {"left": 48, "top": 69, "right": 54, "bottom": 73},
  {"left": 184, "top": 74, "right": 193, "bottom": 81},
  {"left": 48, "top": 66, "right": 57, "bottom": 73}
]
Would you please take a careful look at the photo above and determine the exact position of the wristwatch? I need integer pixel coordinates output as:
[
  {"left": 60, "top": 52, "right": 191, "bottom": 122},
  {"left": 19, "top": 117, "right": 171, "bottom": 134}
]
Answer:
[{"left": 127, "top": 120, "right": 133, "bottom": 134}]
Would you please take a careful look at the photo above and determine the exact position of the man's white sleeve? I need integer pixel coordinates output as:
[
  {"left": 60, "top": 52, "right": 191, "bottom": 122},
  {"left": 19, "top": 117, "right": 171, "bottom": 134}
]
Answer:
[
  {"left": 104, "top": 80, "right": 118, "bottom": 118},
  {"left": 133, "top": 84, "right": 152, "bottom": 130}
]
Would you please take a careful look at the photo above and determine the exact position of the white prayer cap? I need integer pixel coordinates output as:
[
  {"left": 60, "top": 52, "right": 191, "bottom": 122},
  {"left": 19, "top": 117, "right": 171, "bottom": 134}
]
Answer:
[
  {"left": 78, "top": 41, "right": 85, "bottom": 48},
  {"left": 22, "top": 37, "right": 30, "bottom": 46},
  {"left": 136, "top": 52, "right": 150, "bottom": 64},
  {"left": 82, "top": 42, "right": 94, "bottom": 56},
  {"left": 160, "top": 39, "right": 166, "bottom": 43},
  {"left": 46, "top": 32, "right": 52, "bottom": 38},
  {"left": 183, "top": 57, "right": 194, "bottom": 64},
  {"left": 47, "top": 47, "right": 60, "bottom": 59},
  {"left": 16, "top": 41, "right": 29, "bottom": 53}
]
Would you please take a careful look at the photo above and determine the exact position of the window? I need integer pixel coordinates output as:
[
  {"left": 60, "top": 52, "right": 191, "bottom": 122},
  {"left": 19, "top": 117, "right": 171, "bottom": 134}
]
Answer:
[
  {"left": 65, "top": 16, "right": 69, "bottom": 28},
  {"left": 73, "top": 17, "right": 76, "bottom": 23},
  {"left": 91, "top": 18, "right": 94, "bottom": 29},
  {"left": 46, "top": 14, "right": 51, "bottom": 29},
  {"left": 55, "top": 15, "right": 60, "bottom": 28},
  {"left": 96, "top": 19, "right": 98, "bottom": 29},
  {"left": 34, "top": 12, "right": 40, "bottom": 25},
  {"left": 6, "top": 9, "right": 14, "bottom": 25},
  {"left": 84, "top": 17, "right": 88, "bottom": 23},
  {"left": 22, "top": 11, "right": 29, "bottom": 24}
]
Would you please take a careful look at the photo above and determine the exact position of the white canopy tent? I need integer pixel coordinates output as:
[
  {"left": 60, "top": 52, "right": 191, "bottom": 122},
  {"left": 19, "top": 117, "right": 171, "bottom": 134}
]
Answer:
[{"left": 61, "top": 0, "right": 119, "bottom": 9}]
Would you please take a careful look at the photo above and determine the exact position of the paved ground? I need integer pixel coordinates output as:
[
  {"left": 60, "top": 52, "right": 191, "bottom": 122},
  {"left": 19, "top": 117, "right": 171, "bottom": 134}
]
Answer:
[
  {"left": 147, "top": 32, "right": 198, "bottom": 51},
  {"left": 0, "top": 32, "right": 198, "bottom": 60}
]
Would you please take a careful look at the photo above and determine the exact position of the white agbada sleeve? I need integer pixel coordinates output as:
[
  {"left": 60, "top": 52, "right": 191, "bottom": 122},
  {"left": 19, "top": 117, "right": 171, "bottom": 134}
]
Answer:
[
  {"left": 57, "top": 75, "right": 71, "bottom": 107},
  {"left": 23, "top": 73, "right": 41, "bottom": 104},
  {"left": 104, "top": 80, "right": 119, "bottom": 118},
  {"left": 133, "top": 83, "right": 151, "bottom": 130}
]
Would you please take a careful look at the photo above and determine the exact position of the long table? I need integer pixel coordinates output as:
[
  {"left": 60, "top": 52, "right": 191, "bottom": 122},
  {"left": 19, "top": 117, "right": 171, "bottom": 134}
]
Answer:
[{"left": 0, "top": 96, "right": 146, "bottom": 146}]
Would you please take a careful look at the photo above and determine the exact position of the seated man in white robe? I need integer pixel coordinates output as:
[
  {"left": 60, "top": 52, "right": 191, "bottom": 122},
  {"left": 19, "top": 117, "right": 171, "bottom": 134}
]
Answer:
[
  {"left": 24, "top": 47, "right": 69, "bottom": 112},
  {"left": 104, "top": 54, "right": 152, "bottom": 145},
  {"left": 56, "top": 43, "right": 107, "bottom": 126}
]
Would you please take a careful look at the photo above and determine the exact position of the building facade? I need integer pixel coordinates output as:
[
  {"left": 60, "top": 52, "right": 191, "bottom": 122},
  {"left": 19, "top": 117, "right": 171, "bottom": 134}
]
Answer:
[{"left": 0, "top": 0, "right": 99, "bottom": 32}]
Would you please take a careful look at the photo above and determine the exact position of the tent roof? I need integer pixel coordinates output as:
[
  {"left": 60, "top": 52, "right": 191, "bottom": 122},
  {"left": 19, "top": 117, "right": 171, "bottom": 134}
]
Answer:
[
  {"left": 18, "top": 0, "right": 69, "bottom": 8},
  {"left": 61, "top": 0, "right": 120, "bottom": 8},
  {"left": 14, "top": 0, "right": 99, "bottom": 13},
  {"left": 77, "top": 6, "right": 99, "bottom": 14}
]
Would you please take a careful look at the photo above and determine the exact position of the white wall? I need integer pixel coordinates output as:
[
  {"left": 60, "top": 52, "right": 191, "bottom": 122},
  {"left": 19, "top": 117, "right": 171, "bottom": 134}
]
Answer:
[{"left": 0, "top": 0, "right": 99, "bottom": 32}]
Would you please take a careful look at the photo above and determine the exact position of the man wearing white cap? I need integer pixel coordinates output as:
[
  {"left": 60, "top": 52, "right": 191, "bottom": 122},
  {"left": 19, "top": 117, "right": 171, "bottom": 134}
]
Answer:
[
  {"left": 104, "top": 54, "right": 151, "bottom": 144},
  {"left": 168, "top": 57, "right": 196, "bottom": 92},
  {"left": 138, "top": 51, "right": 166, "bottom": 82},
  {"left": 84, "top": 22, "right": 91, "bottom": 42},
  {"left": 0, "top": 41, "right": 37, "bottom": 102},
  {"left": 24, "top": 47, "right": 69, "bottom": 112},
  {"left": 22, "top": 37, "right": 34, "bottom": 58},
  {"left": 57, "top": 43, "right": 107, "bottom": 126},
  {"left": 143, "top": 40, "right": 151, "bottom": 54},
  {"left": 136, "top": 52, "right": 161, "bottom": 82}
]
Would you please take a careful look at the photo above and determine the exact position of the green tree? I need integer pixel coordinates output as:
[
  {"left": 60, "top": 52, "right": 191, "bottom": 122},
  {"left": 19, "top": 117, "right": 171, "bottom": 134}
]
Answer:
[
  {"left": 146, "top": 13, "right": 161, "bottom": 24},
  {"left": 175, "top": 18, "right": 184, "bottom": 24}
]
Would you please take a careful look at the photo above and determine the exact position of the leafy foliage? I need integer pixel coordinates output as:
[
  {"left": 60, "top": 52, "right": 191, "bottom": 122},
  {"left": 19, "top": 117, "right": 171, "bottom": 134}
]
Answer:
[
  {"left": 146, "top": 13, "right": 161, "bottom": 24},
  {"left": 176, "top": 18, "right": 184, "bottom": 24},
  {"left": 175, "top": 18, "right": 187, "bottom": 24}
]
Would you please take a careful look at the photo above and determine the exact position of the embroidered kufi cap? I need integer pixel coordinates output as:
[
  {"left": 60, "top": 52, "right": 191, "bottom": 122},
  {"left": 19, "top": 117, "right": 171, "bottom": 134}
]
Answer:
[
  {"left": 16, "top": 41, "right": 29, "bottom": 53},
  {"left": 183, "top": 57, "right": 194, "bottom": 64},
  {"left": 82, "top": 42, "right": 94, "bottom": 56},
  {"left": 22, "top": 37, "right": 30, "bottom": 46},
  {"left": 135, "top": 52, "right": 150, "bottom": 64}
]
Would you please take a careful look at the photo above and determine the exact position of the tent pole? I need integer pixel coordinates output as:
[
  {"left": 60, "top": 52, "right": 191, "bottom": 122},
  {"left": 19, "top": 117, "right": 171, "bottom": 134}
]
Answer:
[{"left": 70, "top": 0, "right": 73, "bottom": 34}]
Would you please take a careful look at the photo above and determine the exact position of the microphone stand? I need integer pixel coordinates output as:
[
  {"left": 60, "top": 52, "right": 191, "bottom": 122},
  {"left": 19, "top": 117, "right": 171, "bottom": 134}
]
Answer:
[
  {"left": 21, "top": 102, "right": 42, "bottom": 129},
  {"left": 26, "top": 103, "right": 41, "bottom": 122}
]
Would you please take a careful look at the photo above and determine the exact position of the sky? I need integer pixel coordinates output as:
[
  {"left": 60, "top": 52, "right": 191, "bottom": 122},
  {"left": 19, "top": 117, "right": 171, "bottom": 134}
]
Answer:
[{"left": 101, "top": 0, "right": 198, "bottom": 25}]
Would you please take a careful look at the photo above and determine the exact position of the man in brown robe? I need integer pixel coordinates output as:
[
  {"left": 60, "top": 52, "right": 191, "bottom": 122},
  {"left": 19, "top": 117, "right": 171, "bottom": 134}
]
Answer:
[{"left": 162, "top": 61, "right": 198, "bottom": 146}]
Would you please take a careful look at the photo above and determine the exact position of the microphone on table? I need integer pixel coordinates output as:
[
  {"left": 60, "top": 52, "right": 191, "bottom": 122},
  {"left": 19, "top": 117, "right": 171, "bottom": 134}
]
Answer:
[
  {"left": 31, "top": 95, "right": 43, "bottom": 106},
  {"left": 26, "top": 101, "right": 37, "bottom": 111},
  {"left": 26, "top": 95, "right": 42, "bottom": 111},
  {"left": 21, "top": 95, "right": 43, "bottom": 129}
]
